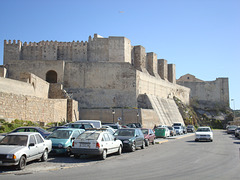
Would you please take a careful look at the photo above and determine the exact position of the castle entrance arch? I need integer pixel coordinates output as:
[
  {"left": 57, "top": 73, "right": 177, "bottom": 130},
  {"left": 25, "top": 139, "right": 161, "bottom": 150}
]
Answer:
[{"left": 46, "top": 70, "right": 57, "bottom": 83}]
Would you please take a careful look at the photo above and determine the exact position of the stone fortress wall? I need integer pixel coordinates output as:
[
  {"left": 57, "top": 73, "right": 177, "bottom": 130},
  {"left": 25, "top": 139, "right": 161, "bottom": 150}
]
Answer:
[
  {"left": 177, "top": 74, "right": 229, "bottom": 109},
  {"left": 0, "top": 68, "right": 79, "bottom": 123},
  {"left": 2, "top": 34, "right": 191, "bottom": 127}
]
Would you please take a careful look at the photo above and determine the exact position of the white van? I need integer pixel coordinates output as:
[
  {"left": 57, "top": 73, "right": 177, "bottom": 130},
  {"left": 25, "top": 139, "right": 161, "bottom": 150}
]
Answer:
[
  {"left": 75, "top": 120, "right": 102, "bottom": 128},
  {"left": 172, "top": 122, "right": 184, "bottom": 127}
]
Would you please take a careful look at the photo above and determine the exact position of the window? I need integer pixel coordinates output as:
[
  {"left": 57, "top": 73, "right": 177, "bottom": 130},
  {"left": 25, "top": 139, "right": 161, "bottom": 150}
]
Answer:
[
  {"left": 29, "top": 135, "right": 36, "bottom": 145},
  {"left": 103, "top": 133, "right": 110, "bottom": 141},
  {"left": 35, "top": 134, "right": 44, "bottom": 144},
  {"left": 72, "top": 131, "right": 80, "bottom": 138},
  {"left": 14, "top": 128, "right": 25, "bottom": 132},
  {"left": 108, "top": 134, "right": 115, "bottom": 141}
]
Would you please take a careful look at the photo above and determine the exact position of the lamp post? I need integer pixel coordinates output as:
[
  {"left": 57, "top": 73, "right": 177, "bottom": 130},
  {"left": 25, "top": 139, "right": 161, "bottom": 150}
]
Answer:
[
  {"left": 112, "top": 109, "right": 115, "bottom": 123},
  {"left": 137, "top": 112, "right": 139, "bottom": 123},
  {"left": 231, "top": 99, "right": 235, "bottom": 120}
]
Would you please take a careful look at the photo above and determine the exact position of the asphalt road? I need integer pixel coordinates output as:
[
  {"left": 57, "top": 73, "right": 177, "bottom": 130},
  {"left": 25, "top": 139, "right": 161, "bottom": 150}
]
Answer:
[{"left": 1, "top": 130, "right": 240, "bottom": 180}]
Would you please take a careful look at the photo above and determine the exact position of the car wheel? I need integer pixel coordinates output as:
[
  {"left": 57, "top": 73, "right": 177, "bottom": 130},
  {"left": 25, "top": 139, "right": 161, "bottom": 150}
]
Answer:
[
  {"left": 41, "top": 149, "right": 48, "bottom": 162},
  {"left": 145, "top": 139, "right": 149, "bottom": 146},
  {"left": 130, "top": 142, "right": 136, "bottom": 152},
  {"left": 65, "top": 147, "right": 72, "bottom": 156},
  {"left": 195, "top": 139, "right": 199, "bottom": 142},
  {"left": 141, "top": 141, "right": 145, "bottom": 149},
  {"left": 152, "top": 139, "right": 155, "bottom": 145},
  {"left": 116, "top": 146, "right": 122, "bottom": 155},
  {"left": 100, "top": 150, "right": 107, "bottom": 160},
  {"left": 17, "top": 155, "right": 26, "bottom": 170}
]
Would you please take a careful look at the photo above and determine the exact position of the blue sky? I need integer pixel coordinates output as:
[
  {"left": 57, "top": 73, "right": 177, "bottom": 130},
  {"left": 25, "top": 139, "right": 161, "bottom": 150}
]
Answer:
[{"left": 0, "top": 0, "right": 239, "bottom": 109}]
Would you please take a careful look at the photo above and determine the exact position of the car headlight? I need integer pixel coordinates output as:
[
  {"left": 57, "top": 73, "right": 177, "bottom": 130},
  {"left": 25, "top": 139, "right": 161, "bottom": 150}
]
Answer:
[
  {"left": 6, "top": 154, "right": 16, "bottom": 159},
  {"left": 58, "top": 144, "right": 63, "bottom": 148}
]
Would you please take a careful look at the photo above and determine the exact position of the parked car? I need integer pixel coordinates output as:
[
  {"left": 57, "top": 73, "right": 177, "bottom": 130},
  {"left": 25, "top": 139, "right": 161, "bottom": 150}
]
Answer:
[
  {"left": 107, "top": 123, "right": 122, "bottom": 130},
  {"left": 72, "top": 129, "right": 122, "bottom": 160},
  {"left": 114, "top": 128, "right": 145, "bottom": 151},
  {"left": 74, "top": 120, "right": 102, "bottom": 128},
  {"left": 174, "top": 126, "right": 183, "bottom": 135},
  {"left": 172, "top": 122, "right": 184, "bottom": 127},
  {"left": 141, "top": 128, "right": 156, "bottom": 146},
  {"left": 227, "top": 125, "right": 237, "bottom": 134},
  {"left": 182, "top": 126, "right": 187, "bottom": 134},
  {"left": 1, "top": 126, "right": 51, "bottom": 139},
  {"left": 68, "top": 122, "right": 94, "bottom": 130},
  {"left": 195, "top": 126, "right": 213, "bottom": 142},
  {"left": 101, "top": 125, "right": 116, "bottom": 134},
  {"left": 187, "top": 125, "right": 195, "bottom": 133},
  {"left": 47, "top": 128, "right": 85, "bottom": 156},
  {"left": 0, "top": 132, "right": 52, "bottom": 170},
  {"left": 235, "top": 126, "right": 240, "bottom": 138},
  {"left": 47, "top": 126, "right": 68, "bottom": 132},
  {"left": 167, "top": 126, "right": 176, "bottom": 136},
  {"left": 126, "top": 123, "right": 142, "bottom": 128}
]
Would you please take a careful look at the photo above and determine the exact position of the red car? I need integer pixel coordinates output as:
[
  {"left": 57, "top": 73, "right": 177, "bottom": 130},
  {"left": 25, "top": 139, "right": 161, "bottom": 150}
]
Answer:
[{"left": 141, "top": 128, "right": 156, "bottom": 146}]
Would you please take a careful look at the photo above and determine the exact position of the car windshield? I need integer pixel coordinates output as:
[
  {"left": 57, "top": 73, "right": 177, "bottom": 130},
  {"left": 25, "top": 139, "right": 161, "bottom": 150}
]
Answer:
[
  {"left": 76, "top": 132, "right": 100, "bottom": 140},
  {"left": 109, "top": 125, "right": 118, "bottom": 129},
  {"left": 174, "top": 127, "right": 180, "bottom": 129},
  {"left": 48, "top": 130, "right": 73, "bottom": 139},
  {"left": 0, "top": 135, "right": 28, "bottom": 146},
  {"left": 141, "top": 129, "right": 148, "bottom": 135},
  {"left": 114, "top": 129, "right": 135, "bottom": 136},
  {"left": 197, "top": 128, "right": 210, "bottom": 132},
  {"left": 187, "top": 125, "right": 193, "bottom": 128},
  {"left": 168, "top": 127, "right": 173, "bottom": 130}
]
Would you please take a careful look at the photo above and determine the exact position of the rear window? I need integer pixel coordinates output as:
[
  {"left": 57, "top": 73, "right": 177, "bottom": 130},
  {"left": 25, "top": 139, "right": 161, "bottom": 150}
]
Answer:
[
  {"left": 76, "top": 132, "right": 100, "bottom": 140},
  {"left": 197, "top": 128, "right": 210, "bottom": 132},
  {"left": 114, "top": 129, "right": 135, "bottom": 136}
]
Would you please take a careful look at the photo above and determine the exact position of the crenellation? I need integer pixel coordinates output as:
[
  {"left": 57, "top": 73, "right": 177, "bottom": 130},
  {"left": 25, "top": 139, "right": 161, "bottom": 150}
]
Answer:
[{"left": 4, "top": 35, "right": 177, "bottom": 82}]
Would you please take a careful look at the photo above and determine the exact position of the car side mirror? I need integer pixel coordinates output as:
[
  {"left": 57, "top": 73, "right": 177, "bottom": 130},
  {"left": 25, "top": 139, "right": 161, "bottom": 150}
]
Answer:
[
  {"left": 135, "top": 135, "right": 138, "bottom": 137},
  {"left": 29, "top": 143, "right": 35, "bottom": 147},
  {"left": 71, "top": 137, "right": 75, "bottom": 140},
  {"left": 114, "top": 137, "right": 117, "bottom": 141}
]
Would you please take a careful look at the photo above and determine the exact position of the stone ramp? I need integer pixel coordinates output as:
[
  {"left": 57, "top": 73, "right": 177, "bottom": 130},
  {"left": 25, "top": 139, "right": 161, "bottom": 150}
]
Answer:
[{"left": 148, "top": 95, "right": 184, "bottom": 126}]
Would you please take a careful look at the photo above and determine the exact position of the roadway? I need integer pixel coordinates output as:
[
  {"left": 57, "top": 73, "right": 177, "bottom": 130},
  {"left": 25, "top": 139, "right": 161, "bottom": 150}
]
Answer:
[{"left": 1, "top": 130, "right": 240, "bottom": 180}]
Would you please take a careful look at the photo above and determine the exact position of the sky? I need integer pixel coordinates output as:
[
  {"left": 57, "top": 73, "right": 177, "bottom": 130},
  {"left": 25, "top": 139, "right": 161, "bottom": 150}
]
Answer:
[{"left": 0, "top": 0, "right": 239, "bottom": 110}]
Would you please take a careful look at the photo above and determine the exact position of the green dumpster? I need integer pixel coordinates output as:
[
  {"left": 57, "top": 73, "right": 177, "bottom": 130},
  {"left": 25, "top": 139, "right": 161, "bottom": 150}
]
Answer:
[{"left": 155, "top": 127, "right": 166, "bottom": 138}]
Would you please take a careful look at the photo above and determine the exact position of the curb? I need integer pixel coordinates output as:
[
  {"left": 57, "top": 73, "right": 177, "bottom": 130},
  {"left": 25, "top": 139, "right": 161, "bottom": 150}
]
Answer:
[{"left": 155, "top": 140, "right": 169, "bottom": 144}]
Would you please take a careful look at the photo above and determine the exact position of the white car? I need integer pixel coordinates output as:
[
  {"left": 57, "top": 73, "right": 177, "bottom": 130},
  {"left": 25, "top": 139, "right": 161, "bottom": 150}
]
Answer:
[
  {"left": 174, "top": 126, "right": 183, "bottom": 135},
  {"left": 0, "top": 132, "right": 52, "bottom": 170},
  {"left": 72, "top": 129, "right": 123, "bottom": 160},
  {"left": 195, "top": 126, "right": 213, "bottom": 142}
]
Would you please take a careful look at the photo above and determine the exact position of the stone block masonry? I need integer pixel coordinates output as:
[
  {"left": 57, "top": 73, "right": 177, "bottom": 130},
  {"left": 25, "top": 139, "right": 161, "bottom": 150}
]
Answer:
[{"left": 0, "top": 92, "right": 67, "bottom": 123}]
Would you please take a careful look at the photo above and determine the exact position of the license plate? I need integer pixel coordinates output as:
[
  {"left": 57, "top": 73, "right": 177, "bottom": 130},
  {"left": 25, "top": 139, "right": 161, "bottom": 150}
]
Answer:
[{"left": 80, "top": 143, "right": 90, "bottom": 148}]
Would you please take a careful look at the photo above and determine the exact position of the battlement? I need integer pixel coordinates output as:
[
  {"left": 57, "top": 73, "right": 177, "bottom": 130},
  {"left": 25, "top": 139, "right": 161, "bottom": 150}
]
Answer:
[{"left": 4, "top": 34, "right": 176, "bottom": 83}]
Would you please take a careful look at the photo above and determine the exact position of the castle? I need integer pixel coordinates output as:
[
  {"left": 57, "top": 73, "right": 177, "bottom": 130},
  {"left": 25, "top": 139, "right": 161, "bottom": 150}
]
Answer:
[
  {"left": 177, "top": 74, "right": 229, "bottom": 109},
  {"left": 1, "top": 34, "right": 194, "bottom": 128}
]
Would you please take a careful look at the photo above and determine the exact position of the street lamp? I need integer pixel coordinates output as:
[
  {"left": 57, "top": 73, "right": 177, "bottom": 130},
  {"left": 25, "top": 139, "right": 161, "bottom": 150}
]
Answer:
[
  {"left": 112, "top": 109, "right": 115, "bottom": 123},
  {"left": 231, "top": 99, "right": 235, "bottom": 120},
  {"left": 136, "top": 112, "right": 139, "bottom": 123}
]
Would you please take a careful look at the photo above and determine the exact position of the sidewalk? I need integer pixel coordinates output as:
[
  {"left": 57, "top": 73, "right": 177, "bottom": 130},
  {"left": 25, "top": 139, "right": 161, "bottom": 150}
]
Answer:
[{"left": 155, "top": 133, "right": 194, "bottom": 144}]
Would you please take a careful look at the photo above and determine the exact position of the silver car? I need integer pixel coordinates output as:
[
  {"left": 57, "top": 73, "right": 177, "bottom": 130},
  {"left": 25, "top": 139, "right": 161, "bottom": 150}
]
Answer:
[{"left": 0, "top": 132, "right": 52, "bottom": 170}]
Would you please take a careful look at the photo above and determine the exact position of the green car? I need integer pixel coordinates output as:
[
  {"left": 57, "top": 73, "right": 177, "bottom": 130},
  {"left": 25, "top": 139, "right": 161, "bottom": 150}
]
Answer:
[{"left": 47, "top": 128, "right": 85, "bottom": 156}]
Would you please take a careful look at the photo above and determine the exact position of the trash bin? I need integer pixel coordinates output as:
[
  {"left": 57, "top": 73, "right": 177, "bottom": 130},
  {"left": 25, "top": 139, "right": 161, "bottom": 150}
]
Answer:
[{"left": 155, "top": 127, "right": 166, "bottom": 138}]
